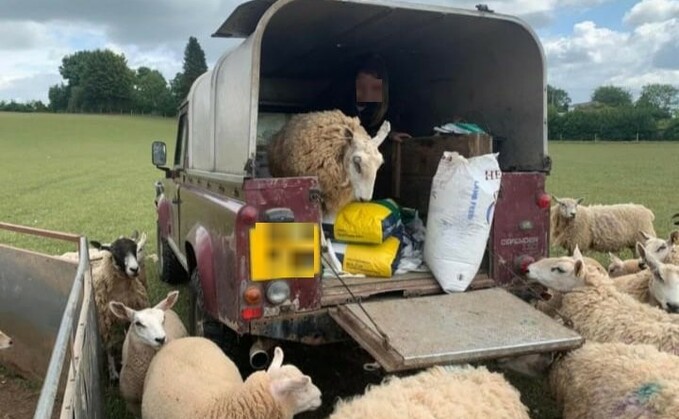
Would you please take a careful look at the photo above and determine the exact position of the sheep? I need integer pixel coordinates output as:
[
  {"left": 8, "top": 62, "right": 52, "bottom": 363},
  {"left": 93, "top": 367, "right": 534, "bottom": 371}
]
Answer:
[
  {"left": 142, "top": 338, "right": 322, "bottom": 419},
  {"left": 267, "top": 110, "right": 390, "bottom": 276},
  {"left": 328, "top": 364, "right": 530, "bottom": 419},
  {"left": 0, "top": 329, "right": 12, "bottom": 350},
  {"left": 91, "top": 232, "right": 150, "bottom": 381},
  {"left": 550, "top": 342, "right": 679, "bottom": 419},
  {"left": 526, "top": 246, "right": 679, "bottom": 355},
  {"left": 609, "top": 230, "right": 679, "bottom": 277},
  {"left": 109, "top": 290, "right": 188, "bottom": 417},
  {"left": 550, "top": 196, "right": 656, "bottom": 255}
]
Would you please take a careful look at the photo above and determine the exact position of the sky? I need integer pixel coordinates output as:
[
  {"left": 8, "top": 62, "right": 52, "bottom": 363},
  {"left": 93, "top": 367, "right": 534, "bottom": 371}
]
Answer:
[{"left": 1, "top": 0, "right": 678, "bottom": 105}]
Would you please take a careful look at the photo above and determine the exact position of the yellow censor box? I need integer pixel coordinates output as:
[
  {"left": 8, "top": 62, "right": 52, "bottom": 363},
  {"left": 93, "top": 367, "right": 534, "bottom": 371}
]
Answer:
[{"left": 249, "top": 222, "right": 321, "bottom": 280}]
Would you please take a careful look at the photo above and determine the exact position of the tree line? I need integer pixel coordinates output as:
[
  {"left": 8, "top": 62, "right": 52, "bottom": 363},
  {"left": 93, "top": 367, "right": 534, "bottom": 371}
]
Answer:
[
  {"left": 0, "top": 36, "right": 207, "bottom": 117},
  {"left": 548, "top": 84, "right": 679, "bottom": 141}
]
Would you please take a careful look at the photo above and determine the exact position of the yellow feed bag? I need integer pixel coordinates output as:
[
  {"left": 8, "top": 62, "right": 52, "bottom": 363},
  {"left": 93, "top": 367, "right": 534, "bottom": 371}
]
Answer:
[
  {"left": 323, "top": 199, "right": 402, "bottom": 244},
  {"left": 331, "top": 236, "right": 402, "bottom": 278}
]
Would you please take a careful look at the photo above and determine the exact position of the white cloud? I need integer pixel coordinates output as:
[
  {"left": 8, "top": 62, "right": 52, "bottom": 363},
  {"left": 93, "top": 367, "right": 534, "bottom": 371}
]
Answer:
[{"left": 623, "top": 0, "right": 679, "bottom": 26}]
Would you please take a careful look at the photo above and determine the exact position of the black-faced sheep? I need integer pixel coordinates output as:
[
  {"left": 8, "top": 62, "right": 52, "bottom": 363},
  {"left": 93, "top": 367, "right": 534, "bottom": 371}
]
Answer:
[
  {"left": 328, "top": 364, "right": 530, "bottom": 419},
  {"left": 550, "top": 196, "right": 656, "bottom": 255},
  {"left": 109, "top": 290, "right": 188, "bottom": 417},
  {"left": 267, "top": 110, "right": 390, "bottom": 275},
  {"left": 142, "top": 338, "right": 322, "bottom": 419},
  {"left": 0, "top": 329, "right": 12, "bottom": 350},
  {"left": 91, "top": 232, "right": 150, "bottom": 381},
  {"left": 526, "top": 246, "right": 679, "bottom": 355}
]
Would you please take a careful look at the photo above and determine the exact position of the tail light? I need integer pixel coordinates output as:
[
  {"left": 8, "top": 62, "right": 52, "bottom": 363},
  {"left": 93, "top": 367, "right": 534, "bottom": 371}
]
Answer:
[
  {"left": 238, "top": 205, "right": 258, "bottom": 226},
  {"left": 243, "top": 286, "right": 262, "bottom": 305},
  {"left": 537, "top": 193, "right": 551, "bottom": 209},
  {"left": 516, "top": 255, "right": 535, "bottom": 274},
  {"left": 241, "top": 307, "right": 263, "bottom": 320}
]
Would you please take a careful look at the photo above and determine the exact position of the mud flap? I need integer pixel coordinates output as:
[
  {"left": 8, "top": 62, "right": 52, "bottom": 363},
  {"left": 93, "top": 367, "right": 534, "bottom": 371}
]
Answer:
[{"left": 328, "top": 287, "right": 583, "bottom": 372}]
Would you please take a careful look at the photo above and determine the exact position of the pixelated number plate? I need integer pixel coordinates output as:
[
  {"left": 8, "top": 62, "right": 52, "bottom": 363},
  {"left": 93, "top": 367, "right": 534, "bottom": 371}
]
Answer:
[{"left": 249, "top": 222, "right": 320, "bottom": 281}]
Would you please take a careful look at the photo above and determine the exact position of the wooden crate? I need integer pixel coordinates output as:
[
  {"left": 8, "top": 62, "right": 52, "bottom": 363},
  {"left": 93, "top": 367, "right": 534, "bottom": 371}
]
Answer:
[{"left": 392, "top": 133, "right": 492, "bottom": 216}]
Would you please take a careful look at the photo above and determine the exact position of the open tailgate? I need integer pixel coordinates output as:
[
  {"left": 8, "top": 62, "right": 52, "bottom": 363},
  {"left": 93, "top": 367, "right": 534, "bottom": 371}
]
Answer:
[{"left": 328, "top": 287, "right": 582, "bottom": 372}]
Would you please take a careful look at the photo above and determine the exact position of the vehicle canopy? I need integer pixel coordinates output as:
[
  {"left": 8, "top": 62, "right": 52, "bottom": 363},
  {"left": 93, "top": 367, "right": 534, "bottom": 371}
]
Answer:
[{"left": 186, "top": 0, "right": 548, "bottom": 180}]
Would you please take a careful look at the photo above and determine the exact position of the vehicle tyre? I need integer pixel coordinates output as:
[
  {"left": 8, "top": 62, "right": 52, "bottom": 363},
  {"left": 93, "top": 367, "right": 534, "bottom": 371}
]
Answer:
[
  {"left": 189, "top": 269, "right": 253, "bottom": 376},
  {"left": 157, "top": 223, "right": 187, "bottom": 284}
]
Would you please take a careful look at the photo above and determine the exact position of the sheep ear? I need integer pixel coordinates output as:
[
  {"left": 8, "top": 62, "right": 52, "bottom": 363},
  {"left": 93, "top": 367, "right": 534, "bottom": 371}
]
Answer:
[
  {"left": 572, "top": 245, "right": 583, "bottom": 261},
  {"left": 268, "top": 347, "right": 284, "bottom": 372},
  {"left": 271, "top": 376, "right": 311, "bottom": 396},
  {"left": 575, "top": 197, "right": 584, "bottom": 205},
  {"left": 130, "top": 230, "right": 140, "bottom": 241},
  {"left": 636, "top": 242, "right": 647, "bottom": 259},
  {"left": 155, "top": 290, "right": 179, "bottom": 311},
  {"left": 137, "top": 232, "right": 147, "bottom": 252},
  {"left": 343, "top": 128, "right": 353, "bottom": 143},
  {"left": 669, "top": 230, "right": 679, "bottom": 245},
  {"left": 90, "top": 240, "right": 110, "bottom": 251},
  {"left": 640, "top": 231, "right": 652, "bottom": 241},
  {"left": 109, "top": 301, "right": 134, "bottom": 321},
  {"left": 551, "top": 195, "right": 561, "bottom": 204},
  {"left": 574, "top": 259, "right": 584, "bottom": 278},
  {"left": 372, "top": 120, "right": 391, "bottom": 147},
  {"left": 608, "top": 253, "right": 621, "bottom": 264}
]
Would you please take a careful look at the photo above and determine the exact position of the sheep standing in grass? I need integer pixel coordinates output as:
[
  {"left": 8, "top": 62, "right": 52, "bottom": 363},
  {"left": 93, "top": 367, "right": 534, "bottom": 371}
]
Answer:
[
  {"left": 142, "top": 338, "right": 322, "bottom": 419},
  {"left": 526, "top": 246, "right": 679, "bottom": 355},
  {"left": 0, "top": 329, "right": 12, "bottom": 350},
  {"left": 550, "top": 342, "right": 679, "bottom": 419},
  {"left": 329, "top": 364, "right": 529, "bottom": 419},
  {"left": 550, "top": 197, "right": 656, "bottom": 255},
  {"left": 109, "top": 290, "right": 188, "bottom": 417},
  {"left": 91, "top": 232, "right": 150, "bottom": 381},
  {"left": 267, "top": 110, "right": 390, "bottom": 275}
]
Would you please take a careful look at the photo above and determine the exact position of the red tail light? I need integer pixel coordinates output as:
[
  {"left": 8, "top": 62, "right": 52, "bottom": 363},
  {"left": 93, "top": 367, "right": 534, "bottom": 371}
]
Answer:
[
  {"left": 537, "top": 193, "right": 551, "bottom": 209},
  {"left": 517, "top": 255, "right": 535, "bottom": 274},
  {"left": 238, "top": 205, "right": 258, "bottom": 226},
  {"left": 241, "top": 307, "right": 263, "bottom": 321}
]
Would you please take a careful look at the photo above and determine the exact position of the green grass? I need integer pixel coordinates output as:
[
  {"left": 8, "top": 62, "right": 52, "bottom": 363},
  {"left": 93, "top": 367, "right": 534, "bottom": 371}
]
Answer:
[{"left": 2, "top": 112, "right": 679, "bottom": 418}]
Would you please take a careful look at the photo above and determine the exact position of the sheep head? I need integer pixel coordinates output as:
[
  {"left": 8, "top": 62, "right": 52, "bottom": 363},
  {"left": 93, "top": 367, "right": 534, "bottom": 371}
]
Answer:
[
  {"left": 552, "top": 196, "right": 583, "bottom": 220},
  {"left": 641, "top": 230, "right": 678, "bottom": 263},
  {"left": 342, "top": 120, "right": 389, "bottom": 204},
  {"left": 526, "top": 246, "right": 592, "bottom": 292},
  {"left": 0, "top": 329, "right": 12, "bottom": 350},
  {"left": 266, "top": 347, "right": 322, "bottom": 415},
  {"left": 91, "top": 231, "right": 147, "bottom": 279},
  {"left": 109, "top": 290, "right": 179, "bottom": 349},
  {"left": 639, "top": 242, "right": 679, "bottom": 314}
]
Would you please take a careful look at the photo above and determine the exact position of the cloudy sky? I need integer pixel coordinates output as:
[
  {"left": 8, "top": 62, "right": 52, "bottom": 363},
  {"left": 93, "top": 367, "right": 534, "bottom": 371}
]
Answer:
[{"left": 1, "top": 0, "right": 678, "bottom": 104}]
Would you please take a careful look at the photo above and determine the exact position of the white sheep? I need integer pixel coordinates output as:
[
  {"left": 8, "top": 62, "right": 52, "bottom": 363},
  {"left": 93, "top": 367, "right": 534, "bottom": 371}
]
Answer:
[
  {"left": 0, "top": 329, "right": 12, "bottom": 350},
  {"left": 328, "top": 364, "right": 530, "bottom": 419},
  {"left": 608, "top": 230, "right": 679, "bottom": 277},
  {"left": 109, "top": 290, "right": 188, "bottom": 417},
  {"left": 550, "top": 196, "right": 656, "bottom": 255},
  {"left": 550, "top": 342, "right": 679, "bottom": 419},
  {"left": 91, "top": 232, "right": 150, "bottom": 381},
  {"left": 267, "top": 110, "right": 390, "bottom": 276},
  {"left": 526, "top": 246, "right": 679, "bottom": 355},
  {"left": 142, "top": 338, "right": 322, "bottom": 419}
]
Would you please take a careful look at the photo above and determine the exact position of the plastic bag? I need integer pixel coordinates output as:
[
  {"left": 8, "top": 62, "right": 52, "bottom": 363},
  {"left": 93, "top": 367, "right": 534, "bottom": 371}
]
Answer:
[
  {"left": 424, "top": 151, "right": 501, "bottom": 292},
  {"left": 323, "top": 199, "right": 402, "bottom": 244}
]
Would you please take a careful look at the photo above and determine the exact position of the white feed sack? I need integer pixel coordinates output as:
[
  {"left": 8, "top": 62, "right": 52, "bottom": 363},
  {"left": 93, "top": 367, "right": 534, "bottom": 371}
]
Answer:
[{"left": 424, "top": 151, "right": 502, "bottom": 292}]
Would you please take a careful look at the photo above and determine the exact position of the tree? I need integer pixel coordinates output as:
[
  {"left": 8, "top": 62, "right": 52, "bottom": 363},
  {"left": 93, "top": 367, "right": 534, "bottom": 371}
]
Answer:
[
  {"left": 48, "top": 83, "right": 69, "bottom": 112},
  {"left": 174, "top": 37, "right": 208, "bottom": 102},
  {"left": 132, "top": 67, "right": 174, "bottom": 115},
  {"left": 79, "top": 49, "right": 134, "bottom": 112},
  {"left": 636, "top": 83, "right": 679, "bottom": 119},
  {"left": 547, "top": 85, "right": 571, "bottom": 112},
  {"left": 591, "top": 85, "right": 632, "bottom": 107}
]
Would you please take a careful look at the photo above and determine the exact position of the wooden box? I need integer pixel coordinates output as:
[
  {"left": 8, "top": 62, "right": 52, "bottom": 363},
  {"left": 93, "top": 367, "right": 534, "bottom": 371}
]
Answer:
[{"left": 391, "top": 133, "right": 492, "bottom": 216}]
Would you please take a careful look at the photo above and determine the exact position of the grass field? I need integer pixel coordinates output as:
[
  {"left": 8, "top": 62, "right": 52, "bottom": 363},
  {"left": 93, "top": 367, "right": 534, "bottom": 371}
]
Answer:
[{"left": 1, "top": 111, "right": 679, "bottom": 418}]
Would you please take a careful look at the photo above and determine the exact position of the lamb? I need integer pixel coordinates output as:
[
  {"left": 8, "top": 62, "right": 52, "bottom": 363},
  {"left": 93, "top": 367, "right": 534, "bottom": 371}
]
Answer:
[
  {"left": 608, "top": 230, "right": 679, "bottom": 277},
  {"left": 142, "top": 338, "right": 322, "bottom": 419},
  {"left": 550, "top": 342, "right": 679, "bottom": 419},
  {"left": 267, "top": 110, "right": 390, "bottom": 275},
  {"left": 109, "top": 290, "right": 188, "bottom": 417},
  {"left": 91, "top": 232, "right": 150, "bottom": 381},
  {"left": 0, "top": 329, "right": 12, "bottom": 350},
  {"left": 328, "top": 364, "right": 530, "bottom": 419},
  {"left": 550, "top": 196, "right": 656, "bottom": 255},
  {"left": 526, "top": 246, "right": 679, "bottom": 355}
]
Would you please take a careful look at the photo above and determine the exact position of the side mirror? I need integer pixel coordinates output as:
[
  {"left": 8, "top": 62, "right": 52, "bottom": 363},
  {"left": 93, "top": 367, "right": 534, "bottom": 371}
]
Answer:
[{"left": 152, "top": 141, "right": 167, "bottom": 167}]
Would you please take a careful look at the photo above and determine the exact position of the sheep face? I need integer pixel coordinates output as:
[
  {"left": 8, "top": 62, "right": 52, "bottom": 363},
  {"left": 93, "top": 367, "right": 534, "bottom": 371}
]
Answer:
[
  {"left": 607, "top": 253, "right": 644, "bottom": 277},
  {"left": 639, "top": 243, "right": 679, "bottom": 313},
  {"left": 553, "top": 197, "right": 583, "bottom": 220},
  {"left": 526, "top": 247, "right": 587, "bottom": 292},
  {"left": 0, "top": 330, "right": 12, "bottom": 350},
  {"left": 267, "top": 347, "right": 322, "bottom": 414},
  {"left": 642, "top": 230, "right": 678, "bottom": 263},
  {"left": 343, "top": 120, "right": 389, "bottom": 203},
  {"left": 91, "top": 231, "right": 147, "bottom": 279},
  {"left": 109, "top": 290, "right": 179, "bottom": 349}
]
